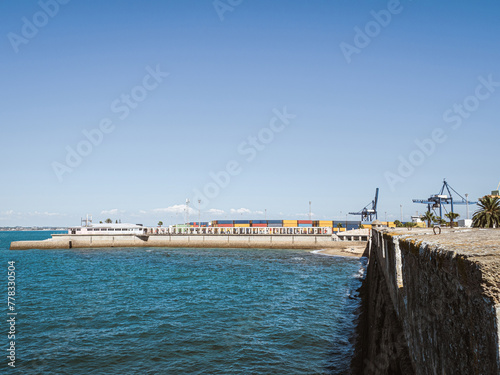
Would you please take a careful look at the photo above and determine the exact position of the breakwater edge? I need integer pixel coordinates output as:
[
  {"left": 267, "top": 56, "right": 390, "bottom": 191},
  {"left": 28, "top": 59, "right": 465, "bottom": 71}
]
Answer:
[{"left": 352, "top": 227, "right": 500, "bottom": 374}]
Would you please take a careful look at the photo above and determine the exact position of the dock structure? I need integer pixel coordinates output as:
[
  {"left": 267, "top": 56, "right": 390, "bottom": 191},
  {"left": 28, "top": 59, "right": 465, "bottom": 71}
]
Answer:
[
  {"left": 336, "top": 228, "right": 370, "bottom": 242},
  {"left": 10, "top": 227, "right": 368, "bottom": 250}
]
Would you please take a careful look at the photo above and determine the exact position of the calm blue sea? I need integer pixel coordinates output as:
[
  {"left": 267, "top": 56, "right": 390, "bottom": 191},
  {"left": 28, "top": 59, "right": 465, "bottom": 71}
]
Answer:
[{"left": 0, "top": 231, "right": 365, "bottom": 374}]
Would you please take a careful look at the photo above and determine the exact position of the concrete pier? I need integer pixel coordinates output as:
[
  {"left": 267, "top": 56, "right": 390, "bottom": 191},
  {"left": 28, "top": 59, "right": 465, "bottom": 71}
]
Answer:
[{"left": 9, "top": 233, "right": 362, "bottom": 250}]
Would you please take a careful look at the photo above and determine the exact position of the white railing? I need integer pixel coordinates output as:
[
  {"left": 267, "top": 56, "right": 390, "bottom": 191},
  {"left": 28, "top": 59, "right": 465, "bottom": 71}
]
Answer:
[{"left": 144, "top": 227, "right": 334, "bottom": 236}]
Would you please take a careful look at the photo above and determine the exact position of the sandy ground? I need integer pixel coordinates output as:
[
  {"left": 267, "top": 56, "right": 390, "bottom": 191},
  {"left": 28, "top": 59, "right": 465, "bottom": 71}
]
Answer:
[{"left": 311, "top": 242, "right": 368, "bottom": 258}]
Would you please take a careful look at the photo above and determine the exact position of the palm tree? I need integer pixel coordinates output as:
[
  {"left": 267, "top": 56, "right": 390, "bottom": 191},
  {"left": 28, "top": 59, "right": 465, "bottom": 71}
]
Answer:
[
  {"left": 472, "top": 196, "right": 500, "bottom": 228},
  {"left": 337, "top": 223, "right": 343, "bottom": 228},
  {"left": 105, "top": 218, "right": 112, "bottom": 223},
  {"left": 158, "top": 221, "right": 163, "bottom": 227},
  {"left": 445, "top": 212, "right": 460, "bottom": 227},
  {"left": 420, "top": 211, "right": 437, "bottom": 228}
]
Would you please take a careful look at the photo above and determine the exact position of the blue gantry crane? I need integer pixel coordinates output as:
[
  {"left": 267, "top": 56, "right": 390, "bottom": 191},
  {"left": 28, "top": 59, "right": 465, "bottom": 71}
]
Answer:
[
  {"left": 349, "top": 188, "right": 379, "bottom": 221},
  {"left": 412, "top": 179, "right": 477, "bottom": 221}
]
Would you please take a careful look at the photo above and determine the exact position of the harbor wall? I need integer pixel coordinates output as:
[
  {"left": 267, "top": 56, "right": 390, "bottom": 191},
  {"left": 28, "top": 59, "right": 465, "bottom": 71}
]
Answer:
[
  {"left": 353, "top": 228, "right": 500, "bottom": 374},
  {"left": 10, "top": 234, "right": 361, "bottom": 250}
]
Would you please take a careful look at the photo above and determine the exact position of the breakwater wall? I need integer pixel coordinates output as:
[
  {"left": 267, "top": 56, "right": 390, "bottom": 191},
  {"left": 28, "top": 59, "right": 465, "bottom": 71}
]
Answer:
[
  {"left": 353, "top": 228, "right": 500, "bottom": 374},
  {"left": 10, "top": 234, "right": 356, "bottom": 250}
]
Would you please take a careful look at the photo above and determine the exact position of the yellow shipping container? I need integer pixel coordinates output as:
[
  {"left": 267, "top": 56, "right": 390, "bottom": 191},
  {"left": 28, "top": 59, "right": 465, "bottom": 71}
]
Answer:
[
  {"left": 283, "top": 223, "right": 297, "bottom": 227},
  {"left": 319, "top": 221, "right": 333, "bottom": 226},
  {"left": 339, "top": 228, "right": 346, "bottom": 232},
  {"left": 234, "top": 224, "right": 250, "bottom": 227},
  {"left": 362, "top": 225, "right": 372, "bottom": 229},
  {"left": 283, "top": 220, "right": 297, "bottom": 224},
  {"left": 333, "top": 228, "right": 339, "bottom": 232}
]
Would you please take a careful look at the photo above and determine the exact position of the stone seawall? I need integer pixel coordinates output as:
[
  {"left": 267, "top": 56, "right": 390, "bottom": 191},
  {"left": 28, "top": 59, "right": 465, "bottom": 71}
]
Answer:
[
  {"left": 353, "top": 228, "right": 500, "bottom": 374},
  {"left": 10, "top": 234, "right": 355, "bottom": 250}
]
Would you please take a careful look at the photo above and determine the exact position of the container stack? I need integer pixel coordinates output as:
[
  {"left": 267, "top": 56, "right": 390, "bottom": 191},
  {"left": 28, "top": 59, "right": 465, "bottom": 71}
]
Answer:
[
  {"left": 297, "top": 220, "right": 313, "bottom": 227},
  {"left": 189, "top": 222, "right": 208, "bottom": 227},
  {"left": 171, "top": 218, "right": 396, "bottom": 229},
  {"left": 234, "top": 220, "right": 250, "bottom": 228},
  {"left": 319, "top": 221, "right": 333, "bottom": 227},
  {"left": 283, "top": 220, "right": 297, "bottom": 227},
  {"left": 251, "top": 220, "right": 267, "bottom": 227},
  {"left": 213, "top": 220, "right": 234, "bottom": 228},
  {"left": 267, "top": 220, "right": 283, "bottom": 228}
]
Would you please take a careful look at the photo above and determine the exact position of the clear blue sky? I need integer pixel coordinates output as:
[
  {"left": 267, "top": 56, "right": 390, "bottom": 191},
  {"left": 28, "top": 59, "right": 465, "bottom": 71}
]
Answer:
[{"left": 1, "top": 0, "right": 499, "bottom": 226}]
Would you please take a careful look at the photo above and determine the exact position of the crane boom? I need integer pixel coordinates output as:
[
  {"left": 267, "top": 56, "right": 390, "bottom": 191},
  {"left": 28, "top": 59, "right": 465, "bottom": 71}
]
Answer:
[
  {"left": 349, "top": 188, "right": 379, "bottom": 222},
  {"left": 413, "top": 179, "right": 477, "bottom": 220}
]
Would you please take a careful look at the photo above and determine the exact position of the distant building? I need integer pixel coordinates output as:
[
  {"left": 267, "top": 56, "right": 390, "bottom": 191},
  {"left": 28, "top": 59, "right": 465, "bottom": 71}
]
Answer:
[
  {"left": 458, "top": 219, "right": 472, "bottom": 228},
  {"left": 371, "top": 220, "right": 386, "bottom": 229},
  {"left": 411, "top": 216, "right": 427, "bottom": 228}
]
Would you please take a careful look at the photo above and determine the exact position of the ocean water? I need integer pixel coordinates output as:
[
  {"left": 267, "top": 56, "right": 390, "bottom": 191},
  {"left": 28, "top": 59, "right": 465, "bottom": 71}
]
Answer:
[{"left": 0, "top": 231, "right": 365, "bottom": 374}]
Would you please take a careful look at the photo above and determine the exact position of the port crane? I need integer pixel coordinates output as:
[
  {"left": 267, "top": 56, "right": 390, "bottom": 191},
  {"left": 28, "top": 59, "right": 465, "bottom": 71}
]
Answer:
[
  {"left": 412, "top": 179, "right": 477, "bottom": 221},
  {"left": 349, "top": 188, "right": 379, "bottom": 221}
]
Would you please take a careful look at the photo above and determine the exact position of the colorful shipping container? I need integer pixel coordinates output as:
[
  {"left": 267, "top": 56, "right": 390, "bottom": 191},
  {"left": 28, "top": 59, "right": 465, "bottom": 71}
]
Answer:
[
  {"left": 283, "top": 220, "right": 297, "bottom": 227},
  {"left": 176, "top": 219, "right": 397, "bottom": 229}
]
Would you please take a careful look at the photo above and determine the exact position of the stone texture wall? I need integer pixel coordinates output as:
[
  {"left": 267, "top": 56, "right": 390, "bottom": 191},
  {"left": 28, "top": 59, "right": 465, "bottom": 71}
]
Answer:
[
  {"left": 351, "top": 249, "right": 413, "bottom": 374},
  {"left": 355, "top": 228, "right": 500, "bottom": 374}
]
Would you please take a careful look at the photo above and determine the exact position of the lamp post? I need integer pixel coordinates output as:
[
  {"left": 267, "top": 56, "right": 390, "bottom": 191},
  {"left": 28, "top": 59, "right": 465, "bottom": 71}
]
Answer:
[
  {"left": 465, "top": 193, "right": 469, "bottom": 220},
  {"left": 400, "top": 205, "right": 403, "bottom": 222},
  {"left": 198, "top": 199, "right": 201, "bottom": 225},
  {"left": 309, "top": 201, "right": 312, "bottom": 221}
]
